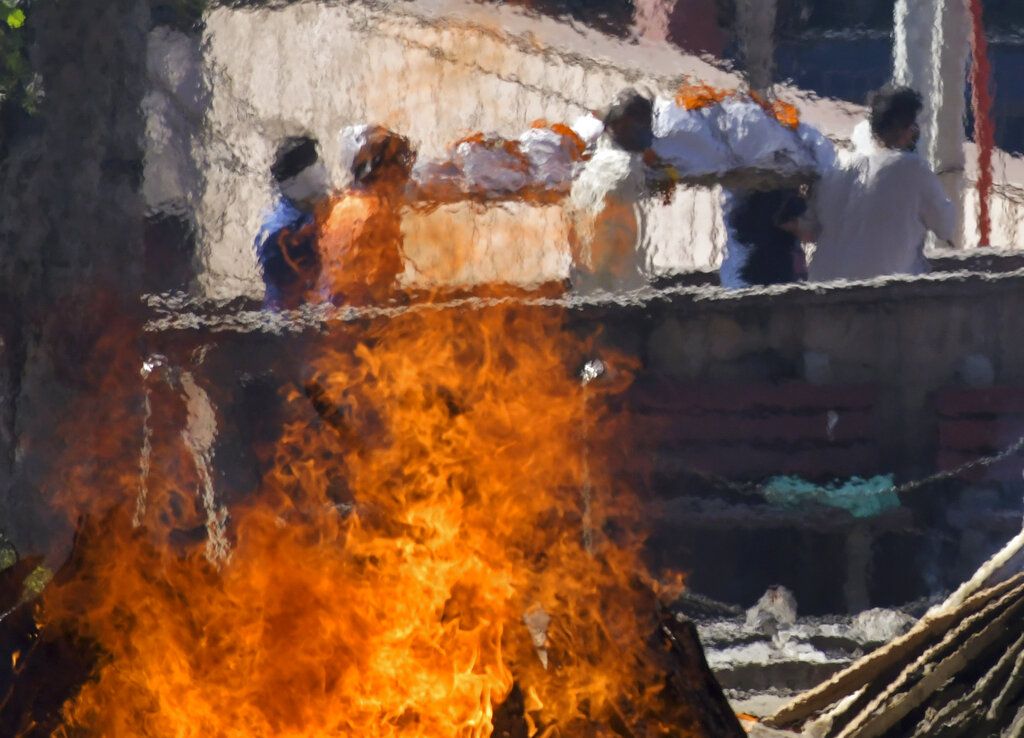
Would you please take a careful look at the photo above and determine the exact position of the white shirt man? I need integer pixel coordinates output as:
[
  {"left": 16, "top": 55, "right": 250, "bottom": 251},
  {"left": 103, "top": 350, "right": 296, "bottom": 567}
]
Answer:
[
  {"left": 567, "top": 91, "right": 654, "bottom": 295},
  {"left": 568, "top": 135, "right": 649, "bottom": 294},
  {"left": 805, "top": 89, "right": 957, "bottom": 282}
]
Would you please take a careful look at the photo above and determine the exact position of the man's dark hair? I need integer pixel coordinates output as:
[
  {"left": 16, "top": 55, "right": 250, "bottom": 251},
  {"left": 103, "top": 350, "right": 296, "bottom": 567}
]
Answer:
[
  {"left": 271, "top": 136, "right": 319, "bottom": 183},
  {"left": 603, "top": 89, "right": 654, "bottom": 153},
  {"left": 868, "top": 86, "right": 923, "bottom": 140},
  {"left": 352, "top": 127, "right": 415, "bottom": 186},
  {"left": 731, "top": 189, "right": 806, "bottom": 287}
]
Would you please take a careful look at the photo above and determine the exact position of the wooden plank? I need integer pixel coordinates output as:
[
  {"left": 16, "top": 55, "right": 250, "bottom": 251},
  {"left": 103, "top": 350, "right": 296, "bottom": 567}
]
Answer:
[
  {"left": 835, "top": 582, "right": 1024, "bottom": 738},
  {"left": 988, "top": 639, "right": 1024, "bottom": 723},
  {"left": 1003, "top": 703, "right": 1024, "bottom": 738},
  {"left": 933, "top": 528, "right": 1024, "bottom": 622},
  {"left": 908, "top": 630, "right": 1024, "bottom": 737},
  {"left": 765, "top": 573, "right": 1024, "bottom": 729}
]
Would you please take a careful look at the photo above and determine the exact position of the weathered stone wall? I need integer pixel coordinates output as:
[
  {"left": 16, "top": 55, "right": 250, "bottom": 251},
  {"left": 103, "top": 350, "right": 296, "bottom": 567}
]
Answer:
[
  {"left": 190, "top": 0, "right": 856, "bottom": 299},
  {"left": 175, "top": 0, "right": 1024, "bottom": 300},
  {"left": 0, "top": 0, "right": 152, "bottom": 554},
  {"left": 137, "top": 268, "right": 1024, "bottom": 614},
  {"left": 590, "top": 271, "right": 1024, "bottom": 612},
  {"left": 624, "top": 271, "right": 1024, "bottom": 478}
]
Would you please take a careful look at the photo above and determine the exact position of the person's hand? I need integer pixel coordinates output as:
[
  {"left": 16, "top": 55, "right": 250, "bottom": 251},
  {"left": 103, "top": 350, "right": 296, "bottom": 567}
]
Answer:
[
  {"left": 644, "top": 153, "right": 680, "bottom": 205},
  {"left": 777, "top": 219, "right": 800, "bottom": 235}
]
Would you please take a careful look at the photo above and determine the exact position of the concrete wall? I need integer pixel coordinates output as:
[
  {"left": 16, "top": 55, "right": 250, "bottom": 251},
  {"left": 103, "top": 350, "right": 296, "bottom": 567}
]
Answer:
[
  {"left": 0, "top": 0, "right": 152, "bottom": 555},
  {"left": 139, "top": 268, "right": 1024, "bottom": 613},
  {"left": 611, "top": 269, "right": 1024, "bottom": 480},
  {"left": 584, "top": 271, "right": 1024, "bottom": 612}
]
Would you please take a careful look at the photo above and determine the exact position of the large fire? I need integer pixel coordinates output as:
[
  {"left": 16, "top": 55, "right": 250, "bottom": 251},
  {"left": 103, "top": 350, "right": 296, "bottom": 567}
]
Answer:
[{"left": 18, "top": 287, "right": 708, "bottom": 736}]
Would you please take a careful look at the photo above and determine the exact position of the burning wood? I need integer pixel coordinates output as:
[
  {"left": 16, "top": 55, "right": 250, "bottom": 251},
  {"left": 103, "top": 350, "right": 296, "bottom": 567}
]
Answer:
[
  {"left": 1, "top": 532, "right": 96, "bottom": 737},
  {"left": 0, "top": 292, "right": 743, "bottom": 736}
]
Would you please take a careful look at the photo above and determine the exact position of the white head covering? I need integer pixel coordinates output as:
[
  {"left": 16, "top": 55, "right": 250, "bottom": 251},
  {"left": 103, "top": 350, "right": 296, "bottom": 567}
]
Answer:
[
  {"left": 334, "top": 124, "right": 371, "bottom": 189},
  {"left": 338, "top": 125, "right": 371, "bottom": 169},
  {"left": 570, "top": 113, "right": 605, "bottom": 151},
  {"left": 850, "top": 119, "right": 876, "bottom": 155}
]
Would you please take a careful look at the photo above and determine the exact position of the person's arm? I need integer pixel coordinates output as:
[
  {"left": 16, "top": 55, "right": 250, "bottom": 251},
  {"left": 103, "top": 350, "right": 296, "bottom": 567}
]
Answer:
[{"left": 919, "top": 166, "right": 957, "bottom": 244}]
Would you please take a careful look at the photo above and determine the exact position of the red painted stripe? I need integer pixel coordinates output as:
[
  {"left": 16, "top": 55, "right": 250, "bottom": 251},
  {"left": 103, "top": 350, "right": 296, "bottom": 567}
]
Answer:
[
  {"left": 969, "top": 0, "right": 995, "bottom": 246},
  {"left": 637, "top": 411, "right": 875, "bottom": 445},
  {"left": 936, "top": 387, "right": 1024, "bottom": 417}
]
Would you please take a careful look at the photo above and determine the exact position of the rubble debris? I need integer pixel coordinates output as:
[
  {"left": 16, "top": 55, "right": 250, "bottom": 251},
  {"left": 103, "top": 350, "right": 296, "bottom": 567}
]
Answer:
[
  {"left": 847, "top": 608, "right": 914, "bottom": 646},
  {"left": 746, "top": 585, "right": 798, "bottom": 632}
]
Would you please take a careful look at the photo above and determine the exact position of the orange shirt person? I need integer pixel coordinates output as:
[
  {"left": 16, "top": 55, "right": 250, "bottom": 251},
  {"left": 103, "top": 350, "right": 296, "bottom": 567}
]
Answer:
[{"left": 314, "top": 126, "right": 416, "bottom": 306}]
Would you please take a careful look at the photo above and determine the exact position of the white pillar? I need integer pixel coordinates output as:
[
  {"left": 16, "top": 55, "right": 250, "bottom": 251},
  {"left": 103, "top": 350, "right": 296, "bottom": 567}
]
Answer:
[{"left": 893, "top": 0, "right": 970, "bottom": 247}]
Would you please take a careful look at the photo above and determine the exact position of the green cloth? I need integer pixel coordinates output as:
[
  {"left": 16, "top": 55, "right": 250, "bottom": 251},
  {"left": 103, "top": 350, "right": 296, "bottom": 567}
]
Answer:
[{"left": 763, "top": 474, "right": 900, "bottom": 518}]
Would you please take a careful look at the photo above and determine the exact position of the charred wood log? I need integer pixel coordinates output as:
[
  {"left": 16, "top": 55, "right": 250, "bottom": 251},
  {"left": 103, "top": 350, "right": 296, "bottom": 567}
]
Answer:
[
  {"left": 661, "top": 616, "right": 746, "bottom": 738},
  {"left": 0, "top": 602, "right": 97, "bottom": 738},
  {"left": 0, "top": 579, "right": 96, "bottom": 735},
  {"left": 909, "top": 630, "right": 1024, "bottom": 737},
  {"left": 492, "top": 683, "right": 529, "bottom": 738},
  {"left": 491, "top": 603, "right": 743, "bottom": 737},
  {"left": 0, "top": 523, "right": 99, "bottom": 737}
]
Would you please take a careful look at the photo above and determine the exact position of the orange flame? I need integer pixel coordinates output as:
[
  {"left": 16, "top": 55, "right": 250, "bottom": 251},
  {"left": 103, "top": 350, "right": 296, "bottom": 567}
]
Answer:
[
  {"left": 32, "top": 282, "right": 697, "bottom": 735},
  {"left": 530, "top": 120, "right": 588, "bottom": 162},
  {"left": 749, "top": 91, "right": 801, "bottom": 130},
  {"left": 675, "top": 83, "right": 801, "bottom": 130},
  {"left": 674, "top": 83, "right": 730, "bottom": 111}
]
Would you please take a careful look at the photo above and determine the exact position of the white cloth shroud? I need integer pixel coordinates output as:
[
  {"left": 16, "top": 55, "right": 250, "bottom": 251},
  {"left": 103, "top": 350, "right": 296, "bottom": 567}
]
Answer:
[
  {"left": 455, "top": 139, "right": 530, "bottom": 194},
  {"left": 651, "top": 97, "right": 732, "bottom": 175},
  {"left": 411, "top": 100, "right": 836, "bottom": 198},
  {"left": 653, "top": 95, "right": 835, "bottom": 176},
  {"left": 517, "top": 127, "right": 583, "bottom": 191}
]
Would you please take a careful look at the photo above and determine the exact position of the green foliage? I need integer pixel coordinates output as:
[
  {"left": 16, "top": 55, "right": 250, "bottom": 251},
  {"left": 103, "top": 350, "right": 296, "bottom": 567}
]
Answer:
[
  {"left": 0, "top": 541, "right": 15, "bottom": 572},
  {"left": 0, "top": 1, "right": 37, "bottom": 115}
]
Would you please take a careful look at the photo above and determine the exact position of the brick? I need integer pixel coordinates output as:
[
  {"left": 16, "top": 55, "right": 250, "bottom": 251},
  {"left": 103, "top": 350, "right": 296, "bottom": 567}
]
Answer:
[
  {"left": 936, "top": 386, "right": 1024, "bottom": 417},
  {"left": 938, "top": 418, "right": 1024, "bottom": 454},
  {"left": 650, "top": 442, "right": 882, "bottom": 481},
  {"left": 636, "top": 411, "right": 875, "bottom": 446},
  {"left": 630, "top": 380, "right": 878, "bottom": 414}
]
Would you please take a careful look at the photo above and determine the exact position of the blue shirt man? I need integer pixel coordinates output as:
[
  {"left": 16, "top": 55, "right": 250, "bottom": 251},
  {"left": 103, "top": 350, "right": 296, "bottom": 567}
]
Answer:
[{"left": 255, "top": 136, "right": 329, "bottom": 308}]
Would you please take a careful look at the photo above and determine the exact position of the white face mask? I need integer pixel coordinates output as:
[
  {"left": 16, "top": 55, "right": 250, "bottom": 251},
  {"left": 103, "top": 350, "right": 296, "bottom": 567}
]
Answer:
[{"left": 280, "top": 161, "right": 329, "bottom": 205}]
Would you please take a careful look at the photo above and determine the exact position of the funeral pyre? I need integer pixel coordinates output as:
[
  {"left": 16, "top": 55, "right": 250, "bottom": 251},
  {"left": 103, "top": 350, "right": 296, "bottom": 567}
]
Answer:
[{"left": 0, "top": 286, "right": 745, "bottom": 737}]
